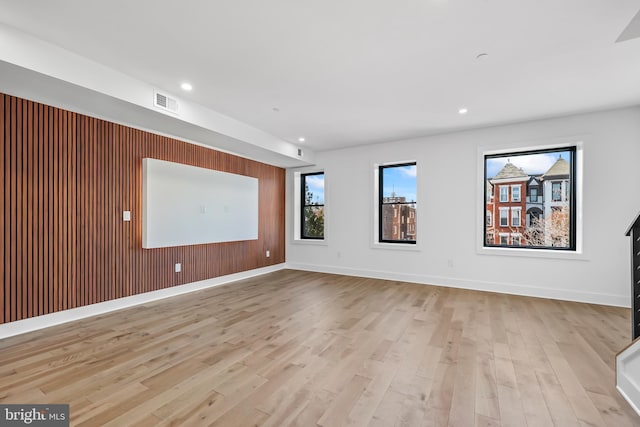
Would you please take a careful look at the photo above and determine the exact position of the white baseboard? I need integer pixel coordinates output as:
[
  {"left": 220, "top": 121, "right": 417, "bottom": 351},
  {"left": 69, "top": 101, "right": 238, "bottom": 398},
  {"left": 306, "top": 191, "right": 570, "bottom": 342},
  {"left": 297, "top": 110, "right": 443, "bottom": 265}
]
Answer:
[
  {"left": 617, "top": 385, "right": 640, "bottom": 417},
  {"left": 0, "top": 264, "right": 285, "bottom": 340},
  {"left": 285, "top": 262, "right": 629, "bottom": 307},
  {"left": 617, "top": 341, "right": 640, "bottom": 416}
]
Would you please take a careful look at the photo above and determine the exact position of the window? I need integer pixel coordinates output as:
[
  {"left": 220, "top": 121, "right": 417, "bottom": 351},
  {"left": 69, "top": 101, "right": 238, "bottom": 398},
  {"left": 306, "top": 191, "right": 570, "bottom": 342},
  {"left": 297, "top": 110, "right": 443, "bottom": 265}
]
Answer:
[
  {"left": 486, "top": 211, "right": 492, "bottom": 226},
  {"left": 552, "top": 182, "right": 562, "bottom": 201},
  {"left": 511, "top": 207, "right": 521, "bottom": 227},
  {"left": 486, "top": 231, "right": 495, "bottom": 245},
  {"left": 499, "top": 234, "right": 509, "bottom": 245},
  {"left": 499, "top": 208, "right": 509, "bottom": 227},
  {"left": 499, "top": 186, "right": 508, "bottom": 202},
  {"left": 511, "top": 234, "right": 522, "bottom": 246},
  {"left": 379, "top": 163, "right": 417, "bottom": 243},
  {"left": 511, "top": 185, "right": 521, "bottom": 202},
  {"left": 301, "top": 172, "right": 324, "bottom": 239},
  {"left": 485, "top": 146, "right": 576, "bottom": 250}
]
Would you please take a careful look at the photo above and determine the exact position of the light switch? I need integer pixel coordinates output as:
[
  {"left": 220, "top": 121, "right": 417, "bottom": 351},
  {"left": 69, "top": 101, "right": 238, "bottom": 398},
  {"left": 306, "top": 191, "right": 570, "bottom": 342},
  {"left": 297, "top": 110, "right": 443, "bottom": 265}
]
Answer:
[
  {"left": 123, "top": 211, "right": 131, "bottom": 221},
  {"left": 175, "top": 263, "right": 181, "bottom": 273}
]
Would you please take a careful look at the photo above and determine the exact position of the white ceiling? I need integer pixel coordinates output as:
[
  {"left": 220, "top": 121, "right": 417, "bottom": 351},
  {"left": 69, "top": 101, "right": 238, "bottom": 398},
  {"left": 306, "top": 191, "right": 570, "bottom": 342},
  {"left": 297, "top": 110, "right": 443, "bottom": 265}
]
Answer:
[{"left": 1, "top": 0, "right": 640, "bottom": 152}]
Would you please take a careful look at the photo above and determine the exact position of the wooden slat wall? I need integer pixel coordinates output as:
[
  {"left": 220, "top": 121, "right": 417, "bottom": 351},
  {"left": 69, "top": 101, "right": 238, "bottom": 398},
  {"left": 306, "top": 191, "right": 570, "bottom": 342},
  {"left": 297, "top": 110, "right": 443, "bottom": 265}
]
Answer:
[{"left": 0, "top": 93, "right": 286, "bottom": 324}]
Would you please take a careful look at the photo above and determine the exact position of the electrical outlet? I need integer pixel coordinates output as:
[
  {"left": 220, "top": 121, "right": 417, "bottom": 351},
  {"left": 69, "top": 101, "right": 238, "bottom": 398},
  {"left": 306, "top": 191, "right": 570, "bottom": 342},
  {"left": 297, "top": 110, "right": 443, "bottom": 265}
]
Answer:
[
  {"left": 175, "top": 263, "right": 181, "bottom": 273},
  {"left": 123, "top": 211, "right": 131, "bottom": 221},
  {"left": 266, "top": 250, "right": 270, "bottom": 257}
]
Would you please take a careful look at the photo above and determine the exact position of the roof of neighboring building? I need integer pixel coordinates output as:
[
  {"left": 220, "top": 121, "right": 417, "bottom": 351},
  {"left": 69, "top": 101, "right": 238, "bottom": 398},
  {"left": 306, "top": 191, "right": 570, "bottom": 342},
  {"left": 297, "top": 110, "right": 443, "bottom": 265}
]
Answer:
[
  {"left": 493, "top": 162, "right": 528, "bottom": 180},
  {"left": 543, "top": 156, "right": 570, "bottom": 178}
]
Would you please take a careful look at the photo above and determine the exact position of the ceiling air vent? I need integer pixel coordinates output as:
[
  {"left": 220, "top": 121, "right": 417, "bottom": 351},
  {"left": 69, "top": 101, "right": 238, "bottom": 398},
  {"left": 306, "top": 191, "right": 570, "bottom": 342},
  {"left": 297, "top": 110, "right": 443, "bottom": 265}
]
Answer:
[{"left": 153, "top": 91, "right": 179, "bottom": 114}]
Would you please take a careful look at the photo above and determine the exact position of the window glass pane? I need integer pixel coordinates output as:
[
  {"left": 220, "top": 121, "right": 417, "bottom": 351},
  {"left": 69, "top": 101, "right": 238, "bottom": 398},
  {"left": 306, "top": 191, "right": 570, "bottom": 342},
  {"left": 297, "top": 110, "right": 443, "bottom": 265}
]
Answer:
[
  {"left": 381, "top": 164, "right": 416, "bottom": 201},
  {"left": 500, "top": 186, "right": 508, "bottom": 202},
  {"left": 512, "top": 186, "right": 520, "bottom": 202},
  {"left": 302, "top": 206, "right": 324, "bottom": 238},
  {"left": 512, "top": 209, "right": 520, "bottom": 226},
  {"left": 552, "top": 182, "right": 562, "bottom": 201},
  {"left": 380, "top": 163, "right": 417, "bottom": 243},
  {"left": 304, "top": 174, "right": 324, "bottom": 205},
  {"left": 500, "top": 210, "right": 508, "bottom": 226},
  {"left": 485, "top": 148, "right": 575, "bottom": 250}
]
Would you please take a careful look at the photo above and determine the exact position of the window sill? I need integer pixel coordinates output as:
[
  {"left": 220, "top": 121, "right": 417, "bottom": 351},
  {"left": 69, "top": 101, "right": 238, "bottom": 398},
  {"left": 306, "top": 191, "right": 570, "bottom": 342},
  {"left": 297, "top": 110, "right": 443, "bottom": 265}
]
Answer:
[
  {"left": 371, "top": 242, "right": 422, "bottom": 252},
  {"left": 292, "top": 238, "right": 328, "bottom": 246},
  {"left": 478, "top": 246, "right": 587, "bottom": 261}
]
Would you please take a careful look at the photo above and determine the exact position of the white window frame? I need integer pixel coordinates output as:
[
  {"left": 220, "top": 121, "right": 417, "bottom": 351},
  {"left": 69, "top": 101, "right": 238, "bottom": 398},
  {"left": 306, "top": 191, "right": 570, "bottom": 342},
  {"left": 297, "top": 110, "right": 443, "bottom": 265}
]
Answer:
[
  {"left": 372, "top": 160, "right": 421, "bottom": 251},
  {"left": 552, "top": 181, "right": 562, "bottom": 201},
  {"left": 511, "top": 185, "right": 521, "bottom": 202},
  {"left": 511, "top": 207, "right": 521, "bottom": 227},
  {"left": 499, "top": 207, "right": 509, "bottom": 227},
  {"left": 477, "top": 141, "right": 584, "bottom": 260},
  {"left": 511, "top": 233, "right": 522, "bottom": 246},
  {"left": 292, "top": 169, "right": 327, "bottom": 245},
  {"left": 499, "top": 186, "right": 508, "bottom": 202},
  {"left": 499, "top": 233, "right": 510, "bottom": 245}
]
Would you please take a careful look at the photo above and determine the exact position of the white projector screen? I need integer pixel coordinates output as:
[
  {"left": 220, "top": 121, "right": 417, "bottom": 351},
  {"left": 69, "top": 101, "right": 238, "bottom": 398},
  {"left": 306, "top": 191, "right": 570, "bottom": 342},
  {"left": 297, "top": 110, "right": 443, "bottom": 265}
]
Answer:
[{"left": 142, "top": 158, "right": 259, "bottom": 249}]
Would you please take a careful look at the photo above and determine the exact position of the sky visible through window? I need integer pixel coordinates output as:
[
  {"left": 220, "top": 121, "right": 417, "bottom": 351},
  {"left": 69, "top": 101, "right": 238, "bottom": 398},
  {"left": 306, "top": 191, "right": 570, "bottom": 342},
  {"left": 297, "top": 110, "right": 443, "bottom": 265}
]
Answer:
[
  {"left": 486, "top": 151, "right": 571, "bottom": 178},
  {"left": 382, "top": 164, "right": 416, "bottom": 201},
  {"left": 305, "top": 174, "right": 324, "bottom": 204}
]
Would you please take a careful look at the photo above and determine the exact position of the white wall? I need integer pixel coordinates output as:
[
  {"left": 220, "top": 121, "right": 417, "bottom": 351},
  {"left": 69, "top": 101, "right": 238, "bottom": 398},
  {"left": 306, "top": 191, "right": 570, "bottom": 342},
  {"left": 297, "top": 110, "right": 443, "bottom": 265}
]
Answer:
[{"left": 286, "top": 107, "right": 640, "bottom": 306}]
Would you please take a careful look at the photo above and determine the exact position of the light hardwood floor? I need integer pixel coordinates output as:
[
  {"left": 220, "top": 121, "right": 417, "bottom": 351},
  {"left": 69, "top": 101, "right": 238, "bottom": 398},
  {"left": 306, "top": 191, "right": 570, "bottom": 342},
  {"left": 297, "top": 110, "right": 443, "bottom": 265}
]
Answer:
[{"left": 0, "top": 270, "right": 637, "bottom": 426}]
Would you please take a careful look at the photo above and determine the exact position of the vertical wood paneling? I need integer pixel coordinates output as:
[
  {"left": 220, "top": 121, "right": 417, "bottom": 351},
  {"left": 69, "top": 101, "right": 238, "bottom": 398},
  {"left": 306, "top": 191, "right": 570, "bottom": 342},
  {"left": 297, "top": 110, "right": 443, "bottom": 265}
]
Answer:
[
  {"left": 0, "top": 92, "right": 286, "bottom": 324},
  {"left": 26, "top": 100, "right": 33, "bottom": 319},
  {"left": 17, "top": 98, "right": 23, "bottom": 321},
  {"left": 43, "top": 104, "right": 50, "bottom": 315},
  {"left": 35, "top": 103, "right": 43, "bottom": 317},
  {"left": 52, "top": 106, "right": 59, "bottom": 314}
]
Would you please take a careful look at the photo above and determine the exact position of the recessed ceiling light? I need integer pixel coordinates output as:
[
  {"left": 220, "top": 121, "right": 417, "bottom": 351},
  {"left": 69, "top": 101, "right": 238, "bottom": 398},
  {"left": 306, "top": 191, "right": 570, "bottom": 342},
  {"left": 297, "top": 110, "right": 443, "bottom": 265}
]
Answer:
[
  {"left": 298, "top": 137, "right": 305, "bottom": 142},
  {"left": 458, "top": 108, "right": 468, "bottom": 115},
  {"left": 181, "top": 83, "right": 193, "bottom": 91},
  {"left": 272, "top": 107, "right": 280, "bottom": 112},
  {"left": 476, "top": 53, "right": 489, "bottom": 60}
]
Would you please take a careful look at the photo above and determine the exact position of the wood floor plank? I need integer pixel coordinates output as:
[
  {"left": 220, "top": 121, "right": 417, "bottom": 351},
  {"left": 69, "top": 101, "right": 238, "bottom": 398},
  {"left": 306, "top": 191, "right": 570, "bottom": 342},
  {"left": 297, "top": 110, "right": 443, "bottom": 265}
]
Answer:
[
  {"left": 0, "top": 269, "right": 636, "bottom": 426},
  {"left": 512, "top": 359, "right": 554, "bottom": 426},
  {"left": 474, "top": 350, "right": 500, "bottom": 421},
  {"left": 346, "top": 360, "right": 398, "bottom": 427}
]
